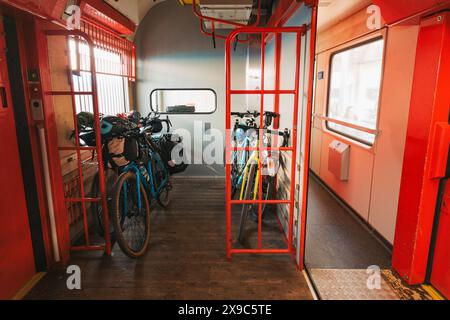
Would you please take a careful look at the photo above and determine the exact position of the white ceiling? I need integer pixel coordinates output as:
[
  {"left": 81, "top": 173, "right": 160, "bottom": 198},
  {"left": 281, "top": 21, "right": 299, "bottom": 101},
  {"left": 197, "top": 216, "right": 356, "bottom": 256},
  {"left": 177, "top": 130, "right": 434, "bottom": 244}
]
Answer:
[
  {"left": 104, "top": 0, "right": 166, "bottom": 25},
  {"left": 317, "top": 0, "right": 372, "bottom": 32},
  {"left": 104, "top": 0, "right": 372, "bottom": 31}
]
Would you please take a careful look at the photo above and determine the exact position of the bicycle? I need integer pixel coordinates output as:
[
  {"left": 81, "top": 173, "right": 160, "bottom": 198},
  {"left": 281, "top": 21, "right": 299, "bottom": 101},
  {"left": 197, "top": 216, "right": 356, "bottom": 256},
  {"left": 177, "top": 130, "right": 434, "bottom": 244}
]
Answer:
[
  {"left": 107, "top": 113, "right": 177, "bottom": 258},
  {"left": 83, "top": 111, "right": 180, "bottom": 258},
  {"left": 233, "top": 112, "right": 290, "bottom": 244}
]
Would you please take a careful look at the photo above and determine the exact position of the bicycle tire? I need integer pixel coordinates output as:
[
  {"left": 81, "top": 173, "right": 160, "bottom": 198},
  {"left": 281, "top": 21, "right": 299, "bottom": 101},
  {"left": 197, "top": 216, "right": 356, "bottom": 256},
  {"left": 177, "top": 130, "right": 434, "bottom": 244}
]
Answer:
[
  {"left": 151, "top": 156, "right": 172, "bottom": 208},
  {"left": 157, "top": 184, "right": 171, "bottom": 208},
  {"left": 111, "top": 171, "right": 151, "bottom": 258},
  {"left": 238, "top": 163, "right": 257, "bottom": 244},
  {"left": 90, "top": 168, "right": 118, "bottom": 241}
]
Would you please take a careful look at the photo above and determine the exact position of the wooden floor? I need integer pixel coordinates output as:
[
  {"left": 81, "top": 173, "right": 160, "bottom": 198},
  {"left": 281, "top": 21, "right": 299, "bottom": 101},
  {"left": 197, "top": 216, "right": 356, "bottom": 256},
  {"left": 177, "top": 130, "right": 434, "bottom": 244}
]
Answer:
[{"left": 26, "top": 178, "right": 313, "bottom": 300}]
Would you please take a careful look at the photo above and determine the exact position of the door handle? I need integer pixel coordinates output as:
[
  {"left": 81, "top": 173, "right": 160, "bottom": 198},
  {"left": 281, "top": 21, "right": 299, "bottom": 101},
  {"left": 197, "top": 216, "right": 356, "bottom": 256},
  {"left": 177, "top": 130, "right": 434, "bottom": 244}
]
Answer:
[
  {"left": 0, "top": 87, "right": 7, "bottom": 108},
  {"left": 429, "top": 122, "right": 450, "bottom": 179}
]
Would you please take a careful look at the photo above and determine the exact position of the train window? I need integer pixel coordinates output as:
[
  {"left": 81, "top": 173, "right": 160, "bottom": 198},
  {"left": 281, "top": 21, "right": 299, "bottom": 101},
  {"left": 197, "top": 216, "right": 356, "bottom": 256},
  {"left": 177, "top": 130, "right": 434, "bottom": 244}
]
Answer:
[
  {"left": 69, "top": 39, "right": 130, "bottom": 115},
  {"left": 150, "top": 88, "right": 217, "bottom": 114},
  {"left": 326, "top": 38, "right": 384, "bottom": 145}
]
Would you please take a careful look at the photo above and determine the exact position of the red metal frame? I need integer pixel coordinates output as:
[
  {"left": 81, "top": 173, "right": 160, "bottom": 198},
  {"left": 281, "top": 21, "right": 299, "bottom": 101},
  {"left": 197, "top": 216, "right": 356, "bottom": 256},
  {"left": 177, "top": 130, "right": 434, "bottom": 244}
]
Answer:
[
  {"left": 392, "top": 12, "right": 450, "bottom": 284},
  {"left": 225, "top": 26, "right": 307, "bottom": 259},
  {"left": 298, "top": 4, "right": 318, "bottom": 269},
  {"left": 372, "top": 0, "right": 450, "bottom": 25},
  {"left": 44, "top": 29, "right": 111, "bottom": 255},
  {"left": 79, "top": 19, "right": 136, "bottom": 81},
  {"left": 79, "top": 0, "right": 136, "bottom": 35}
]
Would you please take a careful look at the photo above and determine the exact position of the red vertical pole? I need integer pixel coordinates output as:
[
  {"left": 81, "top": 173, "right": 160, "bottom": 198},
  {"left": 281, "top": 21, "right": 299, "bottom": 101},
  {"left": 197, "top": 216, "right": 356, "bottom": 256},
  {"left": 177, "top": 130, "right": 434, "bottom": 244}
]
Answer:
[
  {"left": 225, "top": 33, "right": 233, "bottom": 260},
  {"left": 88, "top": 35, "right": 112, "bottom": 256},
  {"left": 299, "top": 5, "right": 318, "bottom": 268},
  {"left": 67, "top": 45, "right": 90, "bottom": 246},
  {"left": 274, "top": 34, "right": 282, "bottom": 129},
  {"left": 34, "top": 22, "right": 71, "bottom": 264},
  {"left": 287, "top": 32, "right": 302, "bottom": 253},
  {"left": 258, "top": 33, "right": 266, "bottom": 249}
]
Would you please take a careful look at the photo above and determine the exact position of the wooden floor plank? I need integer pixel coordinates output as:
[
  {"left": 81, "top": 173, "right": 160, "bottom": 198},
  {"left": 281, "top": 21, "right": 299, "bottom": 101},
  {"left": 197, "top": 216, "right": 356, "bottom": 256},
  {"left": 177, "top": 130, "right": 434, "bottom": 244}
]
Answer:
[{"left": 26, "top": 178, "right": 312, "bottom": 300}]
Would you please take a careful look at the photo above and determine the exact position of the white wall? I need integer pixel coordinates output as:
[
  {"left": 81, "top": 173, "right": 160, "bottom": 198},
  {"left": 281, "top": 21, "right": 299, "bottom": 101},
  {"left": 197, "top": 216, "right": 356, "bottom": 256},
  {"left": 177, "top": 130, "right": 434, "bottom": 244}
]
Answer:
[
  {"left": 310, "top": 22, "right": 419, "bottom": 244},
  {"left": 135, "top": 0, "right": 248, "bottom": 176}
]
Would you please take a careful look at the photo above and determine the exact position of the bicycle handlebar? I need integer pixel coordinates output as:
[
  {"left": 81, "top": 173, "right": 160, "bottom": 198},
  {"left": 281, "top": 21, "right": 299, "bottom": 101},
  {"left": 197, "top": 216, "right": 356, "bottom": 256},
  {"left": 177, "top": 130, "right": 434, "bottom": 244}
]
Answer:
[
  {"left": 231, "top": 111, "right": 279, "bottom": 119},
  {"left": 235, "top": 124, "right": 290, "bottom": 147}
]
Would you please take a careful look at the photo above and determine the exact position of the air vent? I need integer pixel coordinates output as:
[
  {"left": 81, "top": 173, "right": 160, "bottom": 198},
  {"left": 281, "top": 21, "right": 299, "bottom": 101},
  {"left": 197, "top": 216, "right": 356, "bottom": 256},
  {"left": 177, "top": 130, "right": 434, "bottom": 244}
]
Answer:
[{"left": 199, "top": 0, "right": 254, "bottom": 30}]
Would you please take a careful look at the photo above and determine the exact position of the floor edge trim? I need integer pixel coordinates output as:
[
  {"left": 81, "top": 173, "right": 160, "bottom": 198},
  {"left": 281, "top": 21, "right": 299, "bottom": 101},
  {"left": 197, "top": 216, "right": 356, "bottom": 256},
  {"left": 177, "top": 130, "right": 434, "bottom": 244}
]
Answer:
[
  {"left": 302, "top": 270, "right": 320, "bottom": 300},
  {"left": 11, "top": 272, "right": 46, "bottom": 300}
]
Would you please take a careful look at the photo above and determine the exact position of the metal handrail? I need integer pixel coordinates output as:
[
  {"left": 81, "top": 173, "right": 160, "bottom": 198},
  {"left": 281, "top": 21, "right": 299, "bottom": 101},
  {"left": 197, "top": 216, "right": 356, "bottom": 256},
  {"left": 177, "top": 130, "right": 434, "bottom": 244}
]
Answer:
[{"left": 313, "top": 114, "right": 380, "bottom": 135}]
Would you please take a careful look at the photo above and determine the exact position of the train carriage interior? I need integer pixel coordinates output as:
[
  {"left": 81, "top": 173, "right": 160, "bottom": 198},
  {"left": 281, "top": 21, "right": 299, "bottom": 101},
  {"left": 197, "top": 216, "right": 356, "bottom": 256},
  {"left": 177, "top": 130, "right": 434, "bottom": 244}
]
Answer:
[{"left": 0, "top": 0, "right": 449, "bottom": 302}]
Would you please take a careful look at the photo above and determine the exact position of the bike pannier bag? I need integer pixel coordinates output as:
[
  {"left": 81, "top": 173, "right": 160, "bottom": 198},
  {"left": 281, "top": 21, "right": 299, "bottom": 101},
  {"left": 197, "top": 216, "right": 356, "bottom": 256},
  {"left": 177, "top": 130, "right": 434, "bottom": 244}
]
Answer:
[
  {"left": 158, "top": 134, "right": 188, "bottom": 175},
  {"left": 107, "top": 137, "right": 139, "bottom": 168}
]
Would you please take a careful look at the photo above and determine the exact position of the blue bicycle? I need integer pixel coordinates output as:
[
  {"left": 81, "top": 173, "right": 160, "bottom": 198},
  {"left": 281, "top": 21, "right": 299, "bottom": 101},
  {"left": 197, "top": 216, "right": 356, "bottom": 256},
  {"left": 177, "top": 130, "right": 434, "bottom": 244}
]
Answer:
[{"left": 106, "top": 114, "right": 178, "bottom": 258}]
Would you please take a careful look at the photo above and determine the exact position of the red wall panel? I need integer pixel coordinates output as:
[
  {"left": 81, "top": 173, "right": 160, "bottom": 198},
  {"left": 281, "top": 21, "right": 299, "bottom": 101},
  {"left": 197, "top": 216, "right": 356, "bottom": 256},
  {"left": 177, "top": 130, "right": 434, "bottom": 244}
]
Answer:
[
  {"left": 393, "top": 12, "right": 450, "bottom": 284},
  {"left": 0, "top": 18, "right": 36, "bottom": 300},
  {"left": 372, "top": 0, "right": 450, "bottom": 24}
]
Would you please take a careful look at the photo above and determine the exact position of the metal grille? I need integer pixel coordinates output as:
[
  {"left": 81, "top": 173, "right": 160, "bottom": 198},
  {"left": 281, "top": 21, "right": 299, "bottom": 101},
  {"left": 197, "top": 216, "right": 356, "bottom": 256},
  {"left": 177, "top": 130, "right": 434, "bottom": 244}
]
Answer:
[{"left": 69, "top": 19, "right": 135, "bottom": 115}]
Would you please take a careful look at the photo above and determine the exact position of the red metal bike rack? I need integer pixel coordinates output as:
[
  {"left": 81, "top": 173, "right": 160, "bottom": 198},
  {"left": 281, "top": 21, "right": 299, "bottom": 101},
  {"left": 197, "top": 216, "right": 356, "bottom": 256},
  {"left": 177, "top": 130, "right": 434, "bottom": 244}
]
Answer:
[
  {"left": 45, "top": 30, "right": 112, "bottom": 255},
  {"left": 225, "top": 25, "right": 308, "bottom": 259}
]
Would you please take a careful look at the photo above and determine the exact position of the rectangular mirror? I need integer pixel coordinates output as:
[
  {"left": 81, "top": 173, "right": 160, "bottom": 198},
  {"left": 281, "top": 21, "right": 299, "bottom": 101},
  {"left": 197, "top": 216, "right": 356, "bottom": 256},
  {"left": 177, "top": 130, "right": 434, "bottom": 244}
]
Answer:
[{"left": 150, "top": 88, "right": 217, "bottom": 114}]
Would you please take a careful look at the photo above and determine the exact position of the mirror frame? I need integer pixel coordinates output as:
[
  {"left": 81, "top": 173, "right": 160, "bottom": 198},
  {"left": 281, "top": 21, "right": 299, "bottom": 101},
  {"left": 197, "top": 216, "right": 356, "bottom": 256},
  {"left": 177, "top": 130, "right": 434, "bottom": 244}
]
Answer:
[{"left": 150, "top": 88, "right": 218, "bottom": 115}]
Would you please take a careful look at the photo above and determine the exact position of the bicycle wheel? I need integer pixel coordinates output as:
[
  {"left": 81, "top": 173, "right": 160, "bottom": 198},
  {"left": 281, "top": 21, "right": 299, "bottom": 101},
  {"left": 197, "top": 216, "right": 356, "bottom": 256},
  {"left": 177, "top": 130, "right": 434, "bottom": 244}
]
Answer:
[
  {"left": 251, "top": 175, "right": 274, "bottom": 222},
  {"left": 151, "top": 156, "right": 172, "bottom": 208},
  {"left": 111, "top": 171, "right": 151, "bottom": 258},
  {"left": 262, "top": 176, "right": 274, "bottom": 217},
  {"left": 90, "top": 168, "right": 118, "bottom": 240},
  {"left": 157, "top": 184, "right": 171, "bottom": 208},
  {"left": 238, "top": 163, "right": 257, "bottom": 244}
]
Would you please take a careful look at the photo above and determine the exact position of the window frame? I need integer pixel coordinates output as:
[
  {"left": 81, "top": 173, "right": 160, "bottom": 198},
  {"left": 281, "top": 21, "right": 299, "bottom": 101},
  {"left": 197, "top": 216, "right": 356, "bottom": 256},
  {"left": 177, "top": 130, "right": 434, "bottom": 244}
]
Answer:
[
  {"left": 325, "top": 35, "right": 385, "bottom": 147},
  {"left": 150, "top": 88, "right": 218, "bottom": 115}
]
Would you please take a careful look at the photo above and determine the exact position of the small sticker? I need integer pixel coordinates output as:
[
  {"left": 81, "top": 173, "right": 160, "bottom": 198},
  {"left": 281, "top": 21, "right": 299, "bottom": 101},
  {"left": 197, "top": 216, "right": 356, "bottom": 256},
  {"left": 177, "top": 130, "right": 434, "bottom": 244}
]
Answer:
[{"left": 318, "top": 71, "right": 324, "bottom": 80}]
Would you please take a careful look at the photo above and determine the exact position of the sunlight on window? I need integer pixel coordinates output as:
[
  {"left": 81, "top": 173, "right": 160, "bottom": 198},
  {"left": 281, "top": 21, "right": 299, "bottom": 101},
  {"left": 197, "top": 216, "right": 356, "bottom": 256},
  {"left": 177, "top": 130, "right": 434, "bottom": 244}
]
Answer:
[
  {"left": 69, "top": 39, "right": 130, "bottom": 115},
  {"left": 327, "top": 38, "right": 384, "bottom": 145}
]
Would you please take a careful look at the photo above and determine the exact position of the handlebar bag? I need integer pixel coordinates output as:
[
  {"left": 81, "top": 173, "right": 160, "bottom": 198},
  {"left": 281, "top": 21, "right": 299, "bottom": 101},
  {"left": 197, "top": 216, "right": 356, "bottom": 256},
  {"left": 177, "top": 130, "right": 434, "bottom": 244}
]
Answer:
[
  {"left": 106, "top": 137, "right": 140, "bottom": 168},
  {"left": 157, "top": 134, "right": 188, "bottom": 175}
]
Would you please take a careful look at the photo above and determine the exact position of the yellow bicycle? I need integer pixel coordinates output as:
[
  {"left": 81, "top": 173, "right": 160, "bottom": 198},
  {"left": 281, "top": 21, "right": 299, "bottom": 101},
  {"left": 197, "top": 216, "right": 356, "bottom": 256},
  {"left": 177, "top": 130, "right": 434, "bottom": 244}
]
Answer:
[{"left": 236, "top": 119, "right": 290, "bottom": 244}]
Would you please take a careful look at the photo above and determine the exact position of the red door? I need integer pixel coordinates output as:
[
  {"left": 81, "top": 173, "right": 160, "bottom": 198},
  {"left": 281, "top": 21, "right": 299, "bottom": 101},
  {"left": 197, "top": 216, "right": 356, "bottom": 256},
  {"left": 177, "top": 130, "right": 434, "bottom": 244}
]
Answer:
[
  {"left": 430, "top": 179, "right": 450, "bottom": 298},
  {"left": 0, "top": 18, "right": 36, "bottom": 299}
]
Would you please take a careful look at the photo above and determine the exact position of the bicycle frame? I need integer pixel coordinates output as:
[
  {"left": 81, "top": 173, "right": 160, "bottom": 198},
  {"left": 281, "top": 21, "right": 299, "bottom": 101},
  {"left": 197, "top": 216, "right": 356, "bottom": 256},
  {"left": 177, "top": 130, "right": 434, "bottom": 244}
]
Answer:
[
  {"left": 121, "top": 148, "right": 170, "bottom": 211},
  {"left": 231, "top": 136, "right": 251, "bottom": 187},
  {"left": 239, "top": 149, "right": 261, "bottom": 201}
]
